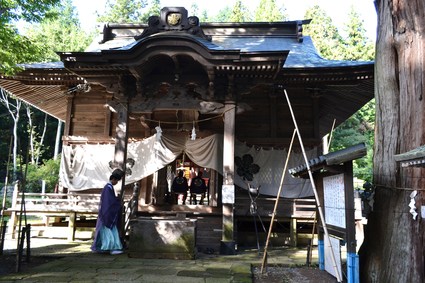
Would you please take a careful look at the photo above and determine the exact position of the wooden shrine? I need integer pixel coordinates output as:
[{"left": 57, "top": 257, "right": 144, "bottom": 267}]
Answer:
[{"left": 0, "top": 7, "right": 374, "bottom": 255}]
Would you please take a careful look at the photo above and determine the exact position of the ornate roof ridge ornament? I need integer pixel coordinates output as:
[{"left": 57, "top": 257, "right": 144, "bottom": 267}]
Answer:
[{"left": 134, "top": 7, "right": 212, "bottom": 42}]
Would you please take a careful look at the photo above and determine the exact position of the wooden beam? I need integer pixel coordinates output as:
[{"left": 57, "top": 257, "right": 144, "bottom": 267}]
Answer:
[
  {"left": 114, "top": 101, "right": 129, "bottom": 172},
  {"left": 238, "top": 137, "right": 321, "bottom": 148}
]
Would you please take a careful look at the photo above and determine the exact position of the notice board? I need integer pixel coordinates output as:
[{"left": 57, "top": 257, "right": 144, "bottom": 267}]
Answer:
[{"left": 323, "top": 173, "right": 346, "bottom": 228}]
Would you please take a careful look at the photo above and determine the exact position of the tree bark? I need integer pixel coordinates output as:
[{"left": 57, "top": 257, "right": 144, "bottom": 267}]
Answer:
[
  {"left": 25, "top": 105, "right": 35, "bottom": 164},
  {"left": 360, "top": 0, "right": 425, "bottom": 282},
  {"left": 0, "top": 89, "right": 21, "bottom": 179}
]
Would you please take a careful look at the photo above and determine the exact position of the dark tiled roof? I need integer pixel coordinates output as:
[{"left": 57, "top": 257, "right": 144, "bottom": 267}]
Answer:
[
  {"left": 19, "top": 61, "right": 64, "bottom": 69},
  {"left": 86, "top": 29, "right": 373, "bottom": 69}
]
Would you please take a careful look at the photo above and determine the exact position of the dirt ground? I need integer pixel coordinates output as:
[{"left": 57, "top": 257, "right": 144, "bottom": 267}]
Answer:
[
  {"left": 253, "top": 265, "right": 340, "bottom": 283},
  {"left": 0, "top": 253, "right": 59, "bottom": 276}
]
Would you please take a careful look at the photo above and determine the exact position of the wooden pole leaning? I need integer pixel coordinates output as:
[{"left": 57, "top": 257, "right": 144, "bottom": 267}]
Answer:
[
  {"left": 283, "top": 89, "right": 342, "bottom": 283},
  {"left": 260, "top": 128, "right": 296, "bottom": 274}
]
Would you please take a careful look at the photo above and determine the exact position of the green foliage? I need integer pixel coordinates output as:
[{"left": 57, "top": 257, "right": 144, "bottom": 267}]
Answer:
[
  {"left": 303, "top": 5, "right": 345, "bottom": 60},
  {"left": 254, "top": 0, "right": 287, "bottom": 22},
  {"left": 329, "top": 100, "right": 375, "bottom": 181},
  {"left": 98, "top": 0, "right": 147, "bottom": 23},
  {"left": 24, "top": 158, "right": 60, "bottom": 193},
  {"left": 0, "top": 0, "right": 61, "bottom": 74},
  {"left": 304, "top": 5, "right": 375, "bottom": 61},
  {"left": 213, "top": 7, "right": 233, "bottom": 22},
  {"left": 303, "top": 5, "right": 376, "bottom": 182},
  {"left": 24, "top": 0, "right": 94, "bottom": 62},
  {"left": 229, "top": 1, "right": 252, "bottom": 22},
  {"left": 96, "top": 0, "right": 161, "bottom": 25},
  {"left": 140, "top": 0, "right": 161, "bottom": 23},
  {"left": 0, "top": 0, "right": 59, "bottom": 24},
  {"left": 188, "top": 3, "right": 209, "bottom": 22},
  {"left": 341, "top": 7, "right": 375, "bottom": 61}
]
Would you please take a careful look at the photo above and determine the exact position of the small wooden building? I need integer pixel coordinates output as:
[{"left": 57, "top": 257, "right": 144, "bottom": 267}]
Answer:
[{"left": 0, "top": 7, "right": 374, "bottom": 254}]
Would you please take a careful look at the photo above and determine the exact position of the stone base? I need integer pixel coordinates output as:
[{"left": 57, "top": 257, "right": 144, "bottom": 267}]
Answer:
[
  {"left": 128, "top": 217, "right": 197, "bottom": 259},
  {"left": 220, "top": 240, "right": 236, "bottom": 255}
]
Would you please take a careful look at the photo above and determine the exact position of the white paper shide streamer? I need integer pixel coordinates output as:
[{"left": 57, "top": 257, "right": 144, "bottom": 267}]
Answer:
[
  {"left": 409, "top": 190, "right": 418, "bottom": 220},
  {"left": 155, "top": 125, "right": 162, "bottom": 141}
]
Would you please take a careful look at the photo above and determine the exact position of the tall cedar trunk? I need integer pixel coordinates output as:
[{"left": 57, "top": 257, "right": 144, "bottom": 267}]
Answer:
[{"left": 359, "top": 0, "right": 425, "bottom": 282}]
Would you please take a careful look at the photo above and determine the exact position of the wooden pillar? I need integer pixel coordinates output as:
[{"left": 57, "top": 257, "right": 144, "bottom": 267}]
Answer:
[
  {"left": 114, "top": 99, "right": 129, "bottom": 195},
  {"left": 63, "top": 93, "right": 74, "bottom": 138},
  {"left": 344, "top": 161, "right": 359, "bottom": 283},
  {"left": 68, "top": 212, "right": 76, "bottom": 241},
  {"left": 8, "top": 183, "right": 19, "bottom": 239},
  {"left": 113, "top": 79, "right": 132, "bottom": 240},
  {"left": 220, "top": 102, "right": 236, "bottom": 254},
  {"left": 290, "top": 218, "right": 298, "bottom": 247}
]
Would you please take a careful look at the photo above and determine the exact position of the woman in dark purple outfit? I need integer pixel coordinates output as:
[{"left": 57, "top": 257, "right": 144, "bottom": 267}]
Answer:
[{"left": 91, "top": 173, "right": 123, "bottom": 254}]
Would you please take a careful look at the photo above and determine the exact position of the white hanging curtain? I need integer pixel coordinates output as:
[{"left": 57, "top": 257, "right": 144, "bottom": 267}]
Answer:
[{"left": 60, "top": 133, "right": 314, "bottom": 198}]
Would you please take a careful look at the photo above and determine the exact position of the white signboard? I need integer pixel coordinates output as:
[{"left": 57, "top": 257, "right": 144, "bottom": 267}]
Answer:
[
  {"left": 323, "top": 173, "right": 346, "bottom": 228},
  {"left": 324, "top": 235, "right": 342, "bottom": 279}
]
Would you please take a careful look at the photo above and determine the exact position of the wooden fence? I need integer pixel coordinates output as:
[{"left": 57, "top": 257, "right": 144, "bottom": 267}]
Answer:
[{"left": 5, "top": 187, "right": 131, "bottom": 241}]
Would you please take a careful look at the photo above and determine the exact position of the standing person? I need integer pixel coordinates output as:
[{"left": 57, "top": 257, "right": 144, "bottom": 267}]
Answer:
[{"left": 91, "top": 173, "right": 124, "bottom": 255}]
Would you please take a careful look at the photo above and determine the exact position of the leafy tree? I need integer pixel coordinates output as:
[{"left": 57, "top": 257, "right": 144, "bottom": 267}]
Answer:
[
  {"left": 24, "top": 0, "right": 94, "bottom": 62},
  {"left": 24, "top": 158, "right": 60, "bottom": 193},
  {"left": 97, "top": 0, "right": 147, "bottom": 23},
  {"left": 0, "top": 88, "right": 21, "bottom": 177},
  {"left": 0, "top": 0, "right": 88, "bottom": 187},
  {"left": 213, "top": 7, "right": 233, "bottom": 22},
  {"left": 96, "top": 0, "right": 162, "bottom": 25},
  {"left": 341, "top": 6, "right": 375, "bottom": 61},
  {"left": 0, "top": 0, "right": 61, "bottom": 74},
  {"left": 329, "top": 100, "right": 375, "bottom": 181},
  {"left": 189, "top": 3, "right": 208, "bottom": 22},
  {"left": 229, "top": 0, "right": 252, "bottom": 22},
  {"left": 254, "top": 0, "right": 287, "bottom": 22},
  {"left": 140, "top": 0, "right": 161, "bottom": 23},
  {"left": 303, "top": 5, "right": 344, "bottom": 60}
]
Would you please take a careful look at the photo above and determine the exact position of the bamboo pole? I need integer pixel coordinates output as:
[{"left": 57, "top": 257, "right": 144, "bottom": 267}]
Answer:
[
  {"left": 260, "top": 129, "right": 296, "bottom": 274},
  {"left": 284, "top": 89, "right": 342, "bottom": 282}
]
